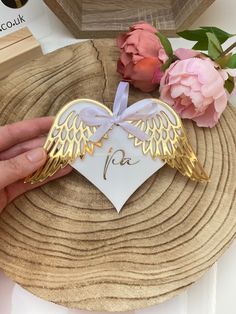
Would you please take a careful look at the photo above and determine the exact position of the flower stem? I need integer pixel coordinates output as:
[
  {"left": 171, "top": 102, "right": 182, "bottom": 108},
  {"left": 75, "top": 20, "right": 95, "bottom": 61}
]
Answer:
[{"left": 221, "top": 41, "right": 236, "bottom": 57}]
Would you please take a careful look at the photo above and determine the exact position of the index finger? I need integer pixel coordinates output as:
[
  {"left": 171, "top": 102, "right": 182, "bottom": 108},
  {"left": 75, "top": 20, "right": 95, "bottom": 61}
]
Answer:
[{"left": 0, "top": 116, "right": 54, "bottom": 152}]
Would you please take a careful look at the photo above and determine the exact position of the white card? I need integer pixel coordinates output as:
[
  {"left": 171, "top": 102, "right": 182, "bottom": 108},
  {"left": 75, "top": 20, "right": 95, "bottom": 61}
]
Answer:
[
  {"left": 46, "top": 97, "right": 167, "bottom": 212},
  {"left": 52, "top": 99, "right": 165, "bottom": 212},
  {"left": 72, "top": 124, "right": 165, "bottom": 212}
]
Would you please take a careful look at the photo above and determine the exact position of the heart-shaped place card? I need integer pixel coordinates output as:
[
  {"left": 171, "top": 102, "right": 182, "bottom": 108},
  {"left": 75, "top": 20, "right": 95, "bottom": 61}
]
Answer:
[{"left": 26, "top": 82, "right": 209, "bottom": 212}]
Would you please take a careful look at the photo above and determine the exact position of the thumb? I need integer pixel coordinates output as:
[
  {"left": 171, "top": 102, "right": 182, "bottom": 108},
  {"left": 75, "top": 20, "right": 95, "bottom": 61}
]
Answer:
[{"left": 0, "top": 147, "right": 47, "bottom": 189}]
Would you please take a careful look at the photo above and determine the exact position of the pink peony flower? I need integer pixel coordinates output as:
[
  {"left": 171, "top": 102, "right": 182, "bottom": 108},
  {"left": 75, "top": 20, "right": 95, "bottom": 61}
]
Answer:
[
  {"left": 160, "top": 55, "right": 228, "bottom": 127},
  {"left": 117, "top": 22, "right": 168, "bottom": 92}
]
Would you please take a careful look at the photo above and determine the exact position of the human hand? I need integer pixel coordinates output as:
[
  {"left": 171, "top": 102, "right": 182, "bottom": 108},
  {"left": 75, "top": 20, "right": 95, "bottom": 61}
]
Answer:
[{"left": 0, "top": 117, "right": 72, "bottom": 213}]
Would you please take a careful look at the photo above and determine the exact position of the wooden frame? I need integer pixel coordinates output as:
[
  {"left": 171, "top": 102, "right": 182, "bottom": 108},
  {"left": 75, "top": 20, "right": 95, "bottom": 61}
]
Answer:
[{"left": 43, "top": 0, "right": 215, "bottom": 38}]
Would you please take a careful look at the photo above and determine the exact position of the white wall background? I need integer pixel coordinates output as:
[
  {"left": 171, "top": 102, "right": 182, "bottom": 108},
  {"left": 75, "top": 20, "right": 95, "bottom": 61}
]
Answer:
[{"left": 0, "top": 0, "right": 236, "bottom": 313}]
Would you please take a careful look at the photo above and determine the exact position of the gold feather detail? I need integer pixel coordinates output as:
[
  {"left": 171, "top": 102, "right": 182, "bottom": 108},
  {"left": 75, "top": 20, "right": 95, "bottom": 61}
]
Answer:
[
  {"left": 128, "top": 100, "right": 209, "bottom": 182},
  {"left": 25, "top": 110, "right": 102, "bottom": 184}
]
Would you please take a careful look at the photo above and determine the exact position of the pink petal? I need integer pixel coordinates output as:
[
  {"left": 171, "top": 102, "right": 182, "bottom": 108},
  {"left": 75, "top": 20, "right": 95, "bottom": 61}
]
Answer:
[
  {"left": 191, "top": 80, "right": 202, "bottom": 91},
  {"left": 124, "top": 30, "right": 142, "bottom": 46},
  {"left": 125, "top": 44, "right": 139, "bottom": 54},
  {"left": 170, "top": 84, "right": 191, "bottom": 98},
  {"left": 193, "top": 103, "right": 219, "bottom": 127},
  {"left": 175, "top": 48, "right": 200, "bottom": 60},
  {"left": 123, "top": 62, "right": 134, "bottom": 79},
  {"left": 152, "top": 66, "right": 163, "bottom": 84},
  {"left": 117, "top": 59, "right": 125, "bottom": 76},
  {"left": 201, "top": 77, "right": 225, "bottom": 98},
  {"left": 180, "top": 96, "right": 192, "bottom": 107},
  {"left": 130, "top": 22, "right": 157, "bottom": 33},
  {"left": 173, "top": 99, "right": 185, "bottom": 114},
  {"left": 189, "top": 91, "right": 204, "bottom": 108},
  {"left": 180, "top": 76, "right": 197, "bottom": 86},
  {"left": 137, "top": 32, "right": 163, "bottom": 58},
  {"left": 186, "top": 58, "right": 205, "bottom": 76},
  {"left": 181, "top": 103, "right": 199, "bottom": 119},
  {"left": 169, "top": 59, "right": 191, "bottom": 77},
  {"left": 168, "top": 75, "right": 181, "bottom": 85},
  {"left": 202, "top": 96, "right": 214, "bottom": 107},
  {"left": 132, "top": 58, "right": 160, "bottom": 81},
  {"left": 117, "top": 33, "right": 127, "bottom": 48},
  {"left": 158, "top": 48, "right": 169, "bottom": 63},
  {"left": 120, "top": 51, "right": 132, "bottom": 66},
  {"left": 160, "top": 86, "right": 175, "bottom": 105},
  {"left": 186, "top": 58, "right": 214, "bottom": 83},
  {"left": 132, "top": 54, "right": 144, "bottom": 63},
  {"left": 214, "top": 93, "right": 228, "bottom": 113},
  {"left": 192, "top": 59, "right": 218, "bottom": 84},
  {"left": 180, "top": 76, "right": 202, "bottom": 92}
]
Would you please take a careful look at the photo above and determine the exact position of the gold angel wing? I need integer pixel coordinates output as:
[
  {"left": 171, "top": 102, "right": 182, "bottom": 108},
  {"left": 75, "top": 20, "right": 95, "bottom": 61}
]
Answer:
[
  {"left": 26, "top": 106, "right": 103, "bottom": 184},
  {"left": 129, "top": 99, "right": 209, "bottom": 182}
]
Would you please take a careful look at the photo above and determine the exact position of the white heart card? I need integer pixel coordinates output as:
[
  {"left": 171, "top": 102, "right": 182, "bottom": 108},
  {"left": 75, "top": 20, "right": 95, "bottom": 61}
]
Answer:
[
  {"left": 72, "top": 122, "right": 165, "bottom": 211},
  {"left": 26, "top": 82, "right": 209, "bottom": 212}
]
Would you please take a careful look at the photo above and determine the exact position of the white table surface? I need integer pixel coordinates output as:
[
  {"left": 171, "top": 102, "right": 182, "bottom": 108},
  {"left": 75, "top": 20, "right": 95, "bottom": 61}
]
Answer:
[{"left": 0, "top": 0, "right": 236, "bottom": 313}]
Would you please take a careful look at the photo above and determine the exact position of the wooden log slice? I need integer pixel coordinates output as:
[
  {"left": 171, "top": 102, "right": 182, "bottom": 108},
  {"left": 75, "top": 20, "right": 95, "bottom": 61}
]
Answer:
[{"left": 0, "top": 39, "right": 235, "bottom": 312}]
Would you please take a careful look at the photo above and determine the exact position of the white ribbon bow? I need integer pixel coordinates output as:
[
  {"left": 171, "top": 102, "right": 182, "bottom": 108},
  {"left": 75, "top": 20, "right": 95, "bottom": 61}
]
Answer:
[{"left": 79, "top": 82, "right": 158, "bottom": 142}]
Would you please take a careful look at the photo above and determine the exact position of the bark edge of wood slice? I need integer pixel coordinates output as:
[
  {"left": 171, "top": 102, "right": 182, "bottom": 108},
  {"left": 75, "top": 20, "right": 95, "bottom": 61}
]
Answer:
[{"left": 0, "top": 39, "right": 235, "bottom": 312}]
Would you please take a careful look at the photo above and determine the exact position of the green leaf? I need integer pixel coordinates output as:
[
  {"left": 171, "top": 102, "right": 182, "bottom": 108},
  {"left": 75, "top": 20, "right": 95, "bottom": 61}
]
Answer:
[
  {"left": 192, "top": 39, "right": 208, "bottom": 50},
  {"left": 200, "top": 26, "right": 234, "bottom": 44},
  {"left": 178, "top": 27, "right": 235, "bottom": 52},
  {"left": 156, "top": 32, "right": 173, "bottom": 57},
  {"left": 207, "top": 32, "right": 223, "bottom": 59},
  {"left": 177, "top": 29, "right": 206, "bottom": 41},
  {"left": 227, "top": 54, "right": 236, "bottom": 68},
  {"left": 161, "top": 58, "right": 173, "bottom": 72},
  {"left": 216, "top": 53, "right": 232, "bottom": 68},
  {"left": 224, "top": 75, "right": 235, "bottom": 94}
]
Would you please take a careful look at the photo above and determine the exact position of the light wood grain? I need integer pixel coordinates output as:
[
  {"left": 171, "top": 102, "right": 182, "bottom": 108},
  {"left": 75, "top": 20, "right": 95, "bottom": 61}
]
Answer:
[
  {"left": 0, "top": 39, "right": 235, "bottom": 312},
  {"left": 0, "top": 28, "right": 42, "bottom": 80},
  {"left": 43, "top": 0, "right": 215, "bottom": 38},
  {"left": 0, "top": 28, "right": 30, "bottom": 50}
]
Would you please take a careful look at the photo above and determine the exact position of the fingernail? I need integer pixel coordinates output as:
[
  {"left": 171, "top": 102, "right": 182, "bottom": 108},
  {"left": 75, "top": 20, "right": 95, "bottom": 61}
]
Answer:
[{"left": 26, "top": 148, "right": 46, "bottom": 163}]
